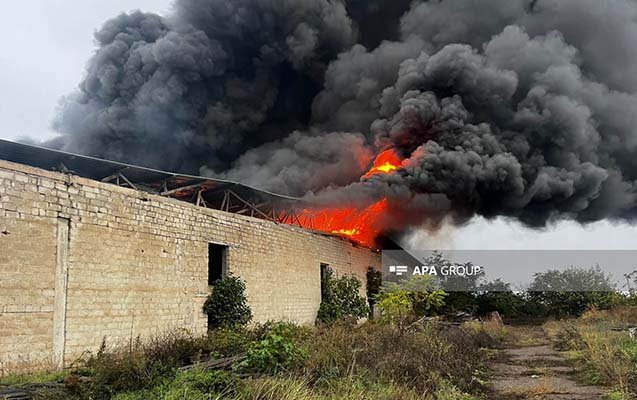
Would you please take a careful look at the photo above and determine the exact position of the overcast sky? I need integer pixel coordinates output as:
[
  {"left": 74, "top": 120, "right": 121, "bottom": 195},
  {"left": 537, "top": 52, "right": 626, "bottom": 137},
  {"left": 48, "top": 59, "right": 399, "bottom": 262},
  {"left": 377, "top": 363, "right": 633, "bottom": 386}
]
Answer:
[
  {"left": 0, "top": 0, "right": 173, "bottom": 141},
  {"left": 1, "top": 0, "right": 636, "bottom": 250}
]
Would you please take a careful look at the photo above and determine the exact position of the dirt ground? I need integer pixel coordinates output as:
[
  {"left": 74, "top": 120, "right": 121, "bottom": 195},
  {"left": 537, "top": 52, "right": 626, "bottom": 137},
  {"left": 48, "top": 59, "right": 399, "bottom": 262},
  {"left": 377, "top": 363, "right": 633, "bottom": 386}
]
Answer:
[{"left": 488, "top": 325, "right": 607, "bottom": 400}]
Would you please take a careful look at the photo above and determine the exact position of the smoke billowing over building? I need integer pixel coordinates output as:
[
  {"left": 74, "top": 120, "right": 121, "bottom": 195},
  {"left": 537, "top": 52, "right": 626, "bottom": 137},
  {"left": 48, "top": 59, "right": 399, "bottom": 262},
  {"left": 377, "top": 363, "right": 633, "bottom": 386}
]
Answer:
[
  {"left": 4, "top": 0, "right": 637, "bottom": 375},
  {"left": 49, "top": 0, "right": 637, "bottom": 239}
]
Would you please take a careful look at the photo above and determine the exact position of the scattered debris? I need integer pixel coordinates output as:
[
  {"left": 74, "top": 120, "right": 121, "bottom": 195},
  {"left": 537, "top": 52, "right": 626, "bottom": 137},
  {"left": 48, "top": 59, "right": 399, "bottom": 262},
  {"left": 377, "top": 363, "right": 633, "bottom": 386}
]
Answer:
[
  {"left": 484, "top": 311, "right": 503, "bottom": 325},
  {"left": 0, "top": 382, "right": 63, "bottom": 400},
  {"left": 179, "top": 355, "right": 244, "bottom": 371},
  {"left": 610, "top": 326, "right": 637, "bottom": 339}
]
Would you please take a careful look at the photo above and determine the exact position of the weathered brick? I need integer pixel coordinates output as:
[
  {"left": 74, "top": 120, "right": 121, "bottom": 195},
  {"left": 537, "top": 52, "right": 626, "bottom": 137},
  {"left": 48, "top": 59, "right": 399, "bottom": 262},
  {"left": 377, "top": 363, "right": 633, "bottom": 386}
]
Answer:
[{"left": 0, "top": 159, "right": 381, "bottom": 374}]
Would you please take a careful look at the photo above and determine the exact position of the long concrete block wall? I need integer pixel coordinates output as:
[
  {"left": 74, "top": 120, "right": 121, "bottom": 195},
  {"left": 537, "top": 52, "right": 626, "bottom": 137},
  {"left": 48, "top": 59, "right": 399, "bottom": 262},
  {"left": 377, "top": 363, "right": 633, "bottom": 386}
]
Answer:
[{"left": 0, "top": 160, "right": 381, "bottom": 374}]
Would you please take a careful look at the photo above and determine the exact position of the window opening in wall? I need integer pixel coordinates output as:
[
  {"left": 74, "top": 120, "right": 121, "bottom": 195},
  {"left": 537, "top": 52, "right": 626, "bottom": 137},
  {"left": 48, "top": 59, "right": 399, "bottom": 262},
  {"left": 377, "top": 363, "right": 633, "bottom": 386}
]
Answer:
[
  {"left": 320, "top": 263, "right": 329, "bottom": 301},
  {"left": 208, "top": 243, "right": 227, "bottom": 285}
]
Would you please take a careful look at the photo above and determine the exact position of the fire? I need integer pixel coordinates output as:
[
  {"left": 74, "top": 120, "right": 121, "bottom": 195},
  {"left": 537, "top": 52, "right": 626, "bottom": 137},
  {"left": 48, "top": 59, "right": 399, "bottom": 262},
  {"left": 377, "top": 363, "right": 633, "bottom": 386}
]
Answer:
[
  {"left": 287, "top": 199, "right": 389, "bottom": 247},
  {"left": 278, "top": 148, "right": 403, "bottom": 248},
  {"left": 362, "top": 149, "right": 401, "bottom": 179},
  {"left": 334, "top": 228, "right": 359, "bottom": 236}
]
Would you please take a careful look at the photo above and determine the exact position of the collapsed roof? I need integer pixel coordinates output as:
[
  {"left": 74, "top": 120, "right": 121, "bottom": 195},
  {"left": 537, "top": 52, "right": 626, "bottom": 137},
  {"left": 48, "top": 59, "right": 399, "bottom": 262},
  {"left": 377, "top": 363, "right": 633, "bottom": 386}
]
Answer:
[{"left": 0, "top": 139, "right": 303, "bottom": 222}]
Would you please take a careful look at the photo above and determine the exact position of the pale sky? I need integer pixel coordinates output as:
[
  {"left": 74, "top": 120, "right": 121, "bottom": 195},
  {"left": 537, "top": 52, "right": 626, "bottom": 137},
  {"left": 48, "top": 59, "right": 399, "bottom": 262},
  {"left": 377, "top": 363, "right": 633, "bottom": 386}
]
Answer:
[
  {"left": 406, "top": 217, "right": 637, "bottom": 250},
  {"left": 1, "top": 0, "right": 636, "bottom": 250},
  {"left": 0, "top": 0, "right": 173, "bottom": 141}
]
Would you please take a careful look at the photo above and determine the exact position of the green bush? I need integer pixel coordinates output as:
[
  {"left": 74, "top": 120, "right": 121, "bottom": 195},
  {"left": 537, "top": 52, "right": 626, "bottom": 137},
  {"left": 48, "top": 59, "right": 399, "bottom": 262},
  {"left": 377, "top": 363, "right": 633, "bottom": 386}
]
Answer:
[
  {"left": 475, "top": 291, "right": 527, "bottom": 317},
  {"left": 529, "top": 266, "right": 618, "bottom": 317},
  {"left": 206, "top": 327, "right": 252, "bottom": 358},
  {"left": 375, "top": 290, "right": 413, "bottom": 326},
  {"left": 376, "top": 275, "right": 446, "bottom": 326},
  {"left": 472, "top": 280, "right": 529, "bottom": 318},
  {"left": 239, "top": 322, "right": 307, "bottom": 373},
  {"left": 41, "top": 330, "right": 251, "bottom": 400},
  {"left": 203, "top": 274, "right": 253, "bottom": 329},
  {"left": 316, "top": 267, "right": 369, "bottom": 324},
  {"left": 113, "top": 368, "right": 240, "bottom": 400},
  {"left": 438, "top": 266, "right": 625, "bottom": 319},
  {"left": 366, "top": 266, "right": 382, "bottom": 316},
  {"left": 81, "top": 337, "right": 178, "bottom": 398}
]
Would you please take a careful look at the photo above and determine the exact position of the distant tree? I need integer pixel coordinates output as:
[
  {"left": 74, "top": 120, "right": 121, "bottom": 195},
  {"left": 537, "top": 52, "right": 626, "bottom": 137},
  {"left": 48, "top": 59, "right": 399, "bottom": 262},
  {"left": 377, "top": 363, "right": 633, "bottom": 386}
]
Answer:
[
  {"left": 431, "top": 254, "right": 485, "bottom": 292},
  {"left": 426, "top": 251, "right": 484, "bottom": 314},
  {"left": 528, "top": 265, "right": 618, "bottom": 317},
  {"left": 475, "top": 279, "right": 527, "bottom": 317}
]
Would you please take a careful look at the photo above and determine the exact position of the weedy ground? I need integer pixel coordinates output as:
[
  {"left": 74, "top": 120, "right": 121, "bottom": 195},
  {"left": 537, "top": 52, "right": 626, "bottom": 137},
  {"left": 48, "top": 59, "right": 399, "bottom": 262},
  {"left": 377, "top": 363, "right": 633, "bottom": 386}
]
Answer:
[
  {"left": 8, "top": 312, "right": 634, "bottom": 400},
  {"left": 486, "top": 307, "right": 637, "bottom": 400},
  {"left": 1, "top": 321, "right": 502, "bottom": 400},
  {"left": 488, "top": 324, "right": 608, "bottom": 399},
  {"left": 542, "top": 306, "right": 637, "bottom": 399}
]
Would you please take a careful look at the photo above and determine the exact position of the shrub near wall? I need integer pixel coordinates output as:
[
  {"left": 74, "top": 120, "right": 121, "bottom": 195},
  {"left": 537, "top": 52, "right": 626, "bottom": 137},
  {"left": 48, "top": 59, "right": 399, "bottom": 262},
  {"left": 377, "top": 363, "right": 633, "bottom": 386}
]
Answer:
[
  {"left": 239, "top": 322, "right": 307, "bottom": 374},
  {"left": 203, "top": 275, "right": 252, "bottom": 329},
  {"left": 316, "top": 267, "right": 368, "bottom": 324},
  {"left": 366, "top": 266, "right": 382, "bottom": 316}
]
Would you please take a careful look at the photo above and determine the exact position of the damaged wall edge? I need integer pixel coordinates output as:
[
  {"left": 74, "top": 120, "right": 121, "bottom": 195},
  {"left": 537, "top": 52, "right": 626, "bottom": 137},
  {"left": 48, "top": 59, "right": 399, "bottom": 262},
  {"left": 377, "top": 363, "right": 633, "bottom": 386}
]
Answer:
[{"left": 53, "top": 217, "right": 70, "bottom": 369}]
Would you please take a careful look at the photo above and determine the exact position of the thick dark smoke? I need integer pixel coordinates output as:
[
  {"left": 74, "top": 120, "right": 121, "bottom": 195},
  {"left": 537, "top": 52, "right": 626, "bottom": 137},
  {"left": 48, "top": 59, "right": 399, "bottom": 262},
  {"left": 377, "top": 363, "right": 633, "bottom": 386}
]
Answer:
[
  {"left": 54, "top": 0, "right": 358, "bottom": 171},
  {"left": 53, "top": 0, "right": 637, "bottom": 231}
]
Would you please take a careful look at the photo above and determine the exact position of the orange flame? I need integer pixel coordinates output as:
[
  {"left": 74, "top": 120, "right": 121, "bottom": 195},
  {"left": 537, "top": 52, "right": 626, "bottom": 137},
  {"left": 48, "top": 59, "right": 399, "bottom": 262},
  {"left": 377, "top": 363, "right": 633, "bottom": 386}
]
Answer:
[
  {"left": 362, "top": 149, "right": 401, "bottom": 179},
  {"left": 291, "top": 199, "right": 389, "bottom": 247},
  {"left": 280, "top": 149, "right": 402, "bottom": 248}
]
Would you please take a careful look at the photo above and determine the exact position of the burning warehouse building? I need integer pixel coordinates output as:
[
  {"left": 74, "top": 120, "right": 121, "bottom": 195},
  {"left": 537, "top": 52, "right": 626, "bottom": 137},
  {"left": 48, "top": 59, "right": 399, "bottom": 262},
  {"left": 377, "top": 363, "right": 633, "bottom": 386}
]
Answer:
[
  {"left": 0, "top": 139, "right": 381, "bottom": 372},
  {"left": 5, "top": 0, "right": 637, "bottom": 376}
]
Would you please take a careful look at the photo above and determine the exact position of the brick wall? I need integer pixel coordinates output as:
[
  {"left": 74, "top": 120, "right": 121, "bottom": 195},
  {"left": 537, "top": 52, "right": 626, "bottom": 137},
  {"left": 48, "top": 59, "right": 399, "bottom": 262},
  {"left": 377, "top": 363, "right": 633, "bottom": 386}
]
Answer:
[{"left": 0, "top": 160, "right": 381, "bottom": 374}]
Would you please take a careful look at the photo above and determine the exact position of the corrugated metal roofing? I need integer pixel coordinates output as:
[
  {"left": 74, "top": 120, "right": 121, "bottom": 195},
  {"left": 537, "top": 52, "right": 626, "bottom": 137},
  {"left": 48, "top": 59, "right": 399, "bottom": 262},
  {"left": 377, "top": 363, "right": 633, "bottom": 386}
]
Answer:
[{"left": 0, "top": 138, "right": 301, "bottom": 212}]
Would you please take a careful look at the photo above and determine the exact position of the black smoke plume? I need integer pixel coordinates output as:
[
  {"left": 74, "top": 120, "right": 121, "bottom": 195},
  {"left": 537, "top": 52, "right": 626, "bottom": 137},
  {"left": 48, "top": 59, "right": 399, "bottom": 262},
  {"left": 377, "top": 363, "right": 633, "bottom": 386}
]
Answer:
[{"left": 52, "top": 0, "right": 637, "bottom": 231}]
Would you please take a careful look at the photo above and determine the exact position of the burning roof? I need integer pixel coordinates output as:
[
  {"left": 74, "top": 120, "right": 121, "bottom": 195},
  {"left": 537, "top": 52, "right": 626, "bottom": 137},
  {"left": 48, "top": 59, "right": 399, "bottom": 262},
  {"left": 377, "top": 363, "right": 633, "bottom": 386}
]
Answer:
[
  {"left": 0, "top": 139, "right": 392, "bottom": 248},
  {"left": 17, "top": 0, "right": 637, "bottom": 245}
]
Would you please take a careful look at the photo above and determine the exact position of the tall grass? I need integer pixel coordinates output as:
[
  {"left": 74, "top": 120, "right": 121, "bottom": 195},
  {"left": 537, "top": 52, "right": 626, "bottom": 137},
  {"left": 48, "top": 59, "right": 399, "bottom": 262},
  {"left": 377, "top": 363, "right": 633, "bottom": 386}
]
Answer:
[
  {"left": 301, "top": 322, "right": 494, "bottom": 393},
  {"left": 545, "top": 306, "right": 637, "bottom": 395},
  {"left": 13, "top": 320, "right": 502, "bottom": 400}
]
